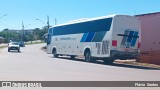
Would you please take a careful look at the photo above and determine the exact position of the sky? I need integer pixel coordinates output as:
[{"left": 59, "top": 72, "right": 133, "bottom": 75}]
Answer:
[{"left": 0, "top": 0, "right": 160, "bottom": 31}]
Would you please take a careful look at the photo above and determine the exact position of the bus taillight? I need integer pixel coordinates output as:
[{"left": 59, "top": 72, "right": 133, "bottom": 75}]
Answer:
[
  {"left": 112, "top": 40, "right": 117, "bottom": 47},
  {"left": 138, "top": 42, "right": 141, "bottom": 49}
]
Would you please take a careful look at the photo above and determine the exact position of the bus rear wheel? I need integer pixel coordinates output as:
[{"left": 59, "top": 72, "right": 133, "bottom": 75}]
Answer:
[{"left": 103, "top": 58, "right": 114, "bottom": 65}]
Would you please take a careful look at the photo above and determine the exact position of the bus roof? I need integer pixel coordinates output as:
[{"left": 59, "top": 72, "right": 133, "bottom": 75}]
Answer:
[{"left": 50, "top": 14, "right": 132, "bottom": 28}]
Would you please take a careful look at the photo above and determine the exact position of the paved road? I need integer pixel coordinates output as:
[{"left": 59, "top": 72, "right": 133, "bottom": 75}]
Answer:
[{"left": 0, "top": 44, "right": 159, "bottom": 90}]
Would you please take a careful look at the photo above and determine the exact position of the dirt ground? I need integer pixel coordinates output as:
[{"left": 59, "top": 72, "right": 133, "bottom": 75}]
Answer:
[{"left": 115, "top": 59, "right": 160, "bottom": 69}]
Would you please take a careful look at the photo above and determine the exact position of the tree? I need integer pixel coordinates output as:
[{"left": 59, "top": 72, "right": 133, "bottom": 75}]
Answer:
[
  {"left": 0, "top": 29, "right": 21, "bottom": 43},
  {"left": 32, "top": 28, "right": 47, "bottom": 42},
  {"left": 0, "top": 28, "right": 48, "bottom": 43}
]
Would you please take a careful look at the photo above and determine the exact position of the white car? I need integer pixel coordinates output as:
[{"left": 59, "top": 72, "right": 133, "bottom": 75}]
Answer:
[{"left": 8, "top": 42, "right": 20, "bottom": 52}]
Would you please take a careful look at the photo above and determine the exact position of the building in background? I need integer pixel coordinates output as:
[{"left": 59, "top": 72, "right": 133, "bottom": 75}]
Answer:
[
  {"left": 7, "top": 29, "right": 34, "bottom": 35},
  {"left": 135, "top": 12, "right": 160, "bottom": 65}
]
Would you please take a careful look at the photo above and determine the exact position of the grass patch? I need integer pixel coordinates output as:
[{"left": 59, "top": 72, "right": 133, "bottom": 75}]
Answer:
[
  {"left": 115, "top": 60, "right": 160, "bottom": 69},
  {"left": 0, "top": 46, "right": 7, "bottom": 49}
]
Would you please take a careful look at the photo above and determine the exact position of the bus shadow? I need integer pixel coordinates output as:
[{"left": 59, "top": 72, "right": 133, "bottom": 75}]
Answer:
[{"left": 58, "top": 57, "right": 160, "bottom": 70}]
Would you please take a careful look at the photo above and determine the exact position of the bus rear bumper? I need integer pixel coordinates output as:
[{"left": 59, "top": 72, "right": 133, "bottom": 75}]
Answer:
[{"left": 110, "top": 50, "right": 139, "bottom": 60}]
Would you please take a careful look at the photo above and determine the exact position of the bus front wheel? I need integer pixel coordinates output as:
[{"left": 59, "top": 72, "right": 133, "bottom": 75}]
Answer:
[
  {"left": 52, "top": 49, "right": 58, "bottom": 58},
  {"left": 70, "top": 55, "right": 75, "bottom": 60},
  {"left": 84, "top": 50, "right": 95, "bottom": 63}
]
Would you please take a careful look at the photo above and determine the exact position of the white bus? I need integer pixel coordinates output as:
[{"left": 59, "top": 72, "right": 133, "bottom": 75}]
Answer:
[{"left": 47, "top": 15, "right": 140, "bottom": 64}]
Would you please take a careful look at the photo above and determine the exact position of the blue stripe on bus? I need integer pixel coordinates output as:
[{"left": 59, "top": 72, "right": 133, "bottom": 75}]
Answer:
[
  {"left": 85, "top": 32, "right": 96, "bottom": 42},
  {"left": 80, "top": 33, "right": 89, "bottom": 42},
  {"left": 131, "top": 31, "right": 138, "bottom": 46},
  {"left": 127, "top": 31, "right": 134, "bottom": 44}
]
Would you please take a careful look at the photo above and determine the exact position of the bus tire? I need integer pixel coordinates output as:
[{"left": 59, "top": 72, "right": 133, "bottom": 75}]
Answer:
[
  {"left": 84, "top": 50, "right": 95, "bottom": 63},
  {"left": 103, "top": 58, "right": 114, "bottom": 65},
  {"left": 52, "top": 49, "right": 58, "bottom": 58},
  {"left": 70, "top": 55, "right": 75, "bottom": 60},
  {"left": 18, "top": 49, "right": 20, "bottom": 52}
]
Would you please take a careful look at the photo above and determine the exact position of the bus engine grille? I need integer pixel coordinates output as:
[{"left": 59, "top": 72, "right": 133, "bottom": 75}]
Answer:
[{"left": 102, "top": 40, "right": 109, "bottom": 55}]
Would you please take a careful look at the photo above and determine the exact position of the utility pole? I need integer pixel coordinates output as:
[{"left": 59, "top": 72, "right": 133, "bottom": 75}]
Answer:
[
  {"left": 36, "top": 15, "right": 50, "bottom": 29},
  {"left": 21, "top": 22, "right": 31, "bottom": 42},
  {"left": 55, "top": 18, "right": 57, "bottom": 25},
  {"left": 22, "top": 21, "right": 24, "bottom": 41},
  {"left": 7, "top": 29, "right": 9, "bottom": 42},
  {"left": 47, "top": 15, "right": 50, "bottom": 30}
]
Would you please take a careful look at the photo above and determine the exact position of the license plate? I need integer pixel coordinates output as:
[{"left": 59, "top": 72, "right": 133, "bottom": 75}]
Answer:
[
  {"left": 12, "top": 48, "right": 16, "bottom": 49},
  {"left": 124, "top": 48, "right": 129, "bottom": 52}
]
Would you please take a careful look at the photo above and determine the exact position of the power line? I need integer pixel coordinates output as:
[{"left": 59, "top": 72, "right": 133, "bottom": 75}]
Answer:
[{"left": 0, "top": 21, "right": 15, "bottom": 29}]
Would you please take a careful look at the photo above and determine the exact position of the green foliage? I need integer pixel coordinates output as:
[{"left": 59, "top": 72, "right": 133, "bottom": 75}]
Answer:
[{"left": 0, "top": 28, "right": 48, "bottom": 43}]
